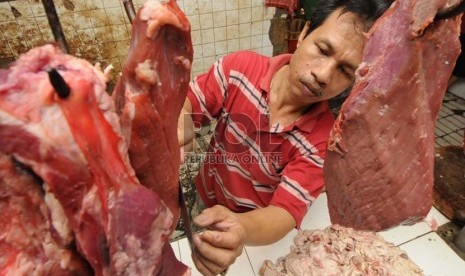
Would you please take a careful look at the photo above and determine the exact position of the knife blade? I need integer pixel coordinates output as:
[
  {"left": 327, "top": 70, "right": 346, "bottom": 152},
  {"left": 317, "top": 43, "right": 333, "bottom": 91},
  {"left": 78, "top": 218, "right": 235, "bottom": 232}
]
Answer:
[
  {"left": 178, "top": 185, "right": 229, "bottom": 275},
  {"left": 178, "top": 184, "right": 195, "bottom": 251}
]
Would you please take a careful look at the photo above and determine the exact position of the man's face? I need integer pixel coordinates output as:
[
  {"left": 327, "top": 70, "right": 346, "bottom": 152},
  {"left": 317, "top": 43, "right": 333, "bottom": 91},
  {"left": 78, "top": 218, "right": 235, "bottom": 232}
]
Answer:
[{"left": 289, "top": 9, "right": 365, "bottom": 103}]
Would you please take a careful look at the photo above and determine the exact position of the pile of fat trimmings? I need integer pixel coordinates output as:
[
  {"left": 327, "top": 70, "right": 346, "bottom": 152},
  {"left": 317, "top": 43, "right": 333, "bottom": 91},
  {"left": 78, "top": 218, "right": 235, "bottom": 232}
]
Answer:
[{"left": 260, "top": 225, "right": 422, "bottom": 276}]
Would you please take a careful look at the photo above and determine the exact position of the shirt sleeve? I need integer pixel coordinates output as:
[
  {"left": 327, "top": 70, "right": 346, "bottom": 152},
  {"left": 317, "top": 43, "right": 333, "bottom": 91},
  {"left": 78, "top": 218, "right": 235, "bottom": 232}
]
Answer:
[
  {"left": 269, "top": 138, "right": 328, "bottom": 228},
  {"left": 187, "top": 56, "right": 229, "bottom": 126}
]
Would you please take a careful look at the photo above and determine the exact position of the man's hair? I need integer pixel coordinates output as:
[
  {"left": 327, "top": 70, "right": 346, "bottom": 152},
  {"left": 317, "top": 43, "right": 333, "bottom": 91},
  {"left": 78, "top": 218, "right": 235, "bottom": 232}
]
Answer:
[{"left": 307, "top": 0, "right": 394, "bottom": 35}]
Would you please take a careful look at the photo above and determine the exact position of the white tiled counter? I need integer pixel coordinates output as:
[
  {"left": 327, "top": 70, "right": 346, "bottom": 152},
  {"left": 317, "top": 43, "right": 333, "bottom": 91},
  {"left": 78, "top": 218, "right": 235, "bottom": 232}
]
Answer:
[{"left": 171, "top": 193, "right": 465, "bottom": 276}]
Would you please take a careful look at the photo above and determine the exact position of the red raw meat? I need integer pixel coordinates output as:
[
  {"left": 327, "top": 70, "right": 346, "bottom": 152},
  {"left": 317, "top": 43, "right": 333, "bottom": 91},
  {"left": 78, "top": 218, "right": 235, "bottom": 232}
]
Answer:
[
  {"left": 0, "top": 153, "right": 91, "bottom": 275},
  {"left": 0, "top": 44, "right": 188, "bottom": 275},
  {"left": 323, "top": 0, "right": 462, "bottom": 231},
  {"left": 113, "top": 0, "right": 193, "bottom": 231}
]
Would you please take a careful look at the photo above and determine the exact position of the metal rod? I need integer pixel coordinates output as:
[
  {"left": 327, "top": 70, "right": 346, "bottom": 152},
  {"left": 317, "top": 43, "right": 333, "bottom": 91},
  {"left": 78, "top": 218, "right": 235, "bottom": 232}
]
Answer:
[
  {"left": 436, "top": 0, "right": 465, "bottom": 20},
  {"left": 41, "top": 0, "right": 69, "bottom": 53},
  {"left": 123, "top": 0, "right": 136, "bottom": 23}
]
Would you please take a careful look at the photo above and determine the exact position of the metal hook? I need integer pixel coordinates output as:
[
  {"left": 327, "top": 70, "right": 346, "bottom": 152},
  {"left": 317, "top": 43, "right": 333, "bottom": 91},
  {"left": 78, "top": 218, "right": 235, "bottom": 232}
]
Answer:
[
  {"left": 48, "top": 68, "right": 71, "bottom": 99},
  {"left": 41, "top": 0, "right": 69, "bottom": 53},
  {"left": 123, "top": 0, "right": 136, "bottom": 23},
  {"left": 436, "top": 0, "right": 465, "bottom": 20}
]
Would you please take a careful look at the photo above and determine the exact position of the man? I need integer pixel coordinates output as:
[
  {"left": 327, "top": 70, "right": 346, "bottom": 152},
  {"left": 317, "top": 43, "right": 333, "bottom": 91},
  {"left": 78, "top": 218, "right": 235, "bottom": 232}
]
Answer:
[{"left": 178, "top": 0, "right": 392, "bottom": 275}]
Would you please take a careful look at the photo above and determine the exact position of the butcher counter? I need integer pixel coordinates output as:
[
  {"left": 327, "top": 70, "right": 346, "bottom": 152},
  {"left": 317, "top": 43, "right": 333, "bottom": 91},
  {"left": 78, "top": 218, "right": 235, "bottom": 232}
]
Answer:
[{"left": 170, "top": 192, "right": 465, "bottom": 276}]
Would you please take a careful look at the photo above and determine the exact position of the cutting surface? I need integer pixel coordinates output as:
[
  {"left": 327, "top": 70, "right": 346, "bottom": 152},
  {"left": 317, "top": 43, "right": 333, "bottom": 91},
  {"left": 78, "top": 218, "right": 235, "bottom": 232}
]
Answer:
[{"left": 171, "top": 193, "right": 465, "bottom": 276}]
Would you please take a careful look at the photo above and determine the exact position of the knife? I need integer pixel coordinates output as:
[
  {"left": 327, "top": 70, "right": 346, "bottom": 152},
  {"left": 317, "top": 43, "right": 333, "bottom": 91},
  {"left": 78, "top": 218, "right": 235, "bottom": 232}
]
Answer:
[
  {"left": 178, "top": 185, "right": 229, "bottom": 275},
  {"left": 178, "top": 184, "right": 195, "bottom": 252}
]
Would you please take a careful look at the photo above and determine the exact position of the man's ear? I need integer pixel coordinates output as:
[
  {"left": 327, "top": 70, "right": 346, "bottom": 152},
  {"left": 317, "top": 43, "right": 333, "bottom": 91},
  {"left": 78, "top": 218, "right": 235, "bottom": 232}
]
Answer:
[{"left": 296, "top": 21, "right": 311, "bottom": 48}]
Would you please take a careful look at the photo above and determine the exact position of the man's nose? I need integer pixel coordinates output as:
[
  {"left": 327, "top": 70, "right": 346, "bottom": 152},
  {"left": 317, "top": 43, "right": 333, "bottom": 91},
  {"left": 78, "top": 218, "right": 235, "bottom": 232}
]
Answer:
[{"left": 313, "top": 59, "right": 336, "bottom": 88}]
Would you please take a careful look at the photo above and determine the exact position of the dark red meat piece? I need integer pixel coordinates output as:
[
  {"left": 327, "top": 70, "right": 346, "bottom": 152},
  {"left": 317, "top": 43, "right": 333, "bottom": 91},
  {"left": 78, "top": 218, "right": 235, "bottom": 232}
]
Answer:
[
  {"left": 324, "top": 0, "right": 462, "bottom": 231},
  {"left": 112, "top": 0, "right": 193, "bottom": 232},
  {"left": 0, "top": 153, "right": 91, "bottom": 275},
  {"left": 0, "top": 44, "right": 188, "bottom": 275}
]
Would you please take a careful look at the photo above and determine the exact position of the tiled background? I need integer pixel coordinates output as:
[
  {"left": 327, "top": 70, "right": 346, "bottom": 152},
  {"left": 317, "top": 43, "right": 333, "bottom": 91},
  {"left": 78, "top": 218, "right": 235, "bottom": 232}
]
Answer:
[
  {"left": 437, "top": 80, "right": 465, "bottom": 147},
  {"left": 0, "top": 0, "right": 275, "bottom": 82}
]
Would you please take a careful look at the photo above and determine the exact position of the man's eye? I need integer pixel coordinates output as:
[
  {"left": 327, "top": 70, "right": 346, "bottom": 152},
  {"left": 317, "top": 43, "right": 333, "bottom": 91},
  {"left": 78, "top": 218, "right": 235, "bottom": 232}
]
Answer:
[
  {"left": 339, "top": 67, "right": 353, "bottom": 79},
  {"left": 317, "top": 45, "right": 327, "bottom": 56}
]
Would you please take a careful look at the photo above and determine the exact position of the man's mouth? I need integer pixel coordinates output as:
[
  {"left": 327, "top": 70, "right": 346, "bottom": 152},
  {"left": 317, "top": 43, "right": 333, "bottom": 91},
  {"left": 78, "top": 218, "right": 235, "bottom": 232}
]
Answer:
[{"left": 302, "top": 82, "right": 322, "bottom": 97}]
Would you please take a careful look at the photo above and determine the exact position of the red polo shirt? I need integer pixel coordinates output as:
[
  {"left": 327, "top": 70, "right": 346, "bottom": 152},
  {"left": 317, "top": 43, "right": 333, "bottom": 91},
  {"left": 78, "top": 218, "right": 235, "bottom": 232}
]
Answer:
[{"left": 187, "top": 51, "right": 334, "bottom": 227}]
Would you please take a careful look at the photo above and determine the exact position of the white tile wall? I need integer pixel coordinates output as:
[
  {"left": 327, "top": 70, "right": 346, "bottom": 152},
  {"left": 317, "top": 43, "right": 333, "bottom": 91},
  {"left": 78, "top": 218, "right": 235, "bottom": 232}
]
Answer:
[
  {"left": 179, "top": 0, "right": 275, "bottom": 77},
  {"left": 0, "top": 0, "right": 275, "bottom": 80}
]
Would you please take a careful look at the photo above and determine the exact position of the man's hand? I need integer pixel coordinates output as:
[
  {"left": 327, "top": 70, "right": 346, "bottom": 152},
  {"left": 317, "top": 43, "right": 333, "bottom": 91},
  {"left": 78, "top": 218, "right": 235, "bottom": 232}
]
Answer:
[
  {"left": 191, "top": 204, "right": 296, "bottom": 275},
  {"left": 191, "top": 205, "right": 246, "bottom": 276},
  {"left": 178, "top": 99, "right": 194, "bottom": 163}
]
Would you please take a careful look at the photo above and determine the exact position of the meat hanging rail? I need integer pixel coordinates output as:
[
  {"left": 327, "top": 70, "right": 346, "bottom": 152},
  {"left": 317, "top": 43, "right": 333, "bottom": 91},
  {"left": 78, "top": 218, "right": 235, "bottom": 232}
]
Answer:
[
  {"left": 41, "top": 0, "right": 69, "bottom": 53},
  {"left": 123, "top": 0, "right": 137, "bottom": 23}
]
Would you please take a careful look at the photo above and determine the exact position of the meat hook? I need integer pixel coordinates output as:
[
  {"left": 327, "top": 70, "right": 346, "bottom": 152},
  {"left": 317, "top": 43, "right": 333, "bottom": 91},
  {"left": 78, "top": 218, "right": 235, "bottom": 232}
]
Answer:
[
  {"left": 123, "top": 0, "right": 136, "bottom": 23},
  {"left": 48, "top": 68, "right": 71, "bottom": 99},
  {"left": 41, "top": 0, "right": 69, "bottom": 54},
  {"left": 436, "top": 0, "right": 465, "bottom": 20}
]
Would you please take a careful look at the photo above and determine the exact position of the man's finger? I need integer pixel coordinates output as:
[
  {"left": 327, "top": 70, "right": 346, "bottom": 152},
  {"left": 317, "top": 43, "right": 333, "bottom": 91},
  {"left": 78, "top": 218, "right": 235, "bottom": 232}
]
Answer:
[
  {"left": 180, "top": 147, "right": 185, "bottom": 163},
  {"left": 192, "top": 253, "right": 215, "bottom": 276},
  {"left": 194, "top": 233, "right": 236, "bottom": 267},
  {"left": 193, "top": 248, "right": 228, "bottom": 276},
  {"left": 199, "top": 230, "right": 242, "bottom": 251},
  {"left": 194, "top": 205, "right": 231, "bottom": 227}
]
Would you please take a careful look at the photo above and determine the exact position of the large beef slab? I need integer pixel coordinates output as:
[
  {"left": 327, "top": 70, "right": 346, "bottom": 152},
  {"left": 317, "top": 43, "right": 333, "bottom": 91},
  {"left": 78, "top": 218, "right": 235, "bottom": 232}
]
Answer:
[
  {"left": 0, "top": 44, "right": 187, "bottom": 275},
  {"left": 112, "top": 0, "right": 193, "bottom": 231},
  {"left": 0, "top": 0, "right": 193, "bottom": 274},
  {"left": 324, "top": 0, "right": 462, "bottom": 231}
]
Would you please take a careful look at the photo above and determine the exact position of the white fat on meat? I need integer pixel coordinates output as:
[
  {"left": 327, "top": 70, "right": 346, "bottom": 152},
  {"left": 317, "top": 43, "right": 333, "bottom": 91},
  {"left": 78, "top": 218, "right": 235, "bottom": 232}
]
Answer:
[
  {"left": 260, "top": 225, "right": 422, "bottom": 276},
  {"left": 43, "top": 183, "right": 73, "bottom": 245},
  {"left": 379, "top": 104, "right": 389, "bottom": 116},
  {"left": 135, "top": 59, "right": 160, "bottom": 86},
  {"left": 0, "top": 106, "right": 86, "bottom": 163},
  {"left": 119, "top": 100, "right": 135, "bottom": 147},
  {"left": 141, "top": 0, "right": 189, "bottom": 38},
  {"left": 94, "top": 62, "right": 113, "bottom": 84},
  {"left": 42, "top": 238, "right": 74, "bottom": 269},
  {"left": 174, "top": 56, "right": 192, "bottom": 71},
  {"left": 110, "top": 192, "right": 173, "bottom": 275},
  {"left": 81, "top": 185, "right": 105, "bottom": 224}
]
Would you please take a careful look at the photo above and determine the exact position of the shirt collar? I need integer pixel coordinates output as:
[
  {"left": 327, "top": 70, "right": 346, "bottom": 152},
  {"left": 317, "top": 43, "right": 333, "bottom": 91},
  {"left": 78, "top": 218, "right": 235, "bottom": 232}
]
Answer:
[
  {"left": 262, "top": 100, "right": 331, "bottom": 134},
  {"left": 290, "top": 100, "right": 331, "bottom": 133},
  {"left": 259, "top": 53, "right": 293, "bottom": 95}
]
